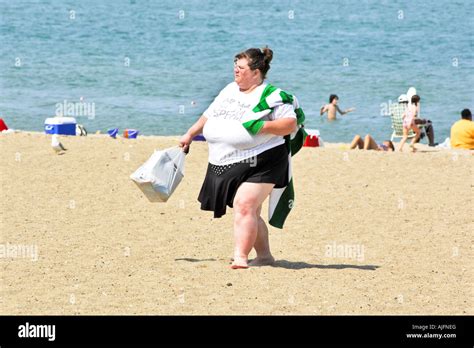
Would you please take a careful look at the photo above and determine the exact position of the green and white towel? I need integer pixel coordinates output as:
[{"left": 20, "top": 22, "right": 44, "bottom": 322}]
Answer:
[{"left": 241, "top": 84, "right": 307, "bottom": 229}]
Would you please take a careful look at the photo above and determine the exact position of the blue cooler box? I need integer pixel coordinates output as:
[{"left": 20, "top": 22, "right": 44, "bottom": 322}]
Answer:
[{"left": 44, "top": 117, "right": 77, "bottom": 135}]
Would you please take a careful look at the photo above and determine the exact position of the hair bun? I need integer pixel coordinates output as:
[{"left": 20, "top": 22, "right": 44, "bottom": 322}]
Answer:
[
  {"left": 234, "top": 47, "right": 273, "bottom": 79},
  {"left": 262, "top": 47, "right": 273, "bottom": 64}
]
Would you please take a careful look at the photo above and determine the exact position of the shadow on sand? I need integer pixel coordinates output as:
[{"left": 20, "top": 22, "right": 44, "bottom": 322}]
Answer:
[
  {"left": 175, "top": 258, "right": 217, "bottom": 262},
  {"left": 175, "top": 258, "right": 379, "bottom": 270},
  {"left": 272, "top": 260, "right": 380, "bottom": 271}
]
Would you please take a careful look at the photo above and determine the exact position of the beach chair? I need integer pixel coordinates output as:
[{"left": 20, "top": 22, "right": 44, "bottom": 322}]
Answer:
[{"left": 389, "top": 103, "right": 428, "bottom": 142}]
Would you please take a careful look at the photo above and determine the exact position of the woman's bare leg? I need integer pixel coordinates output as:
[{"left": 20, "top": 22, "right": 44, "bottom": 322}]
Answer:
[
  {"left": 364, "top": 134, "right": 379, "bottom": 150},
  {"left": 410, "top": 125, "right": 421, "bottom": 152},
  {"left": 350, "top": 135, "right": 363, "bottom": 149},
  {"left": 249, "top": 205, "right": 275, "bottom": 266},
  {"left": 232, "top": 182, "right": 275, "bottom": 269},
  {"left": 399, "top": 129, "right": 409, "bottom": 151}
]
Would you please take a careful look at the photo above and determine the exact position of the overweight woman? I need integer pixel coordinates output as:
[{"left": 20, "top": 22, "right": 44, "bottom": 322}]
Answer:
[{"left": 179, "top": 47, "right": 297, "bottom": 269}]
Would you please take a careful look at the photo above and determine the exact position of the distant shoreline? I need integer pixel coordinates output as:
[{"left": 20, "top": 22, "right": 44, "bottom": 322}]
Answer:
[{"left": 2, "top": 129, "right": 459, "bottom": 153}]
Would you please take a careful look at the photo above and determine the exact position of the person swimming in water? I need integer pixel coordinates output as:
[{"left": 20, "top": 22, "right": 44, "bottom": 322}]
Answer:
[{"left": 320, "top": 94, "right": 356, "bottom": 120}]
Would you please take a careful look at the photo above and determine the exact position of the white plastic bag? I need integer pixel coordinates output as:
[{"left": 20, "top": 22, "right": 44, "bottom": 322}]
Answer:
[{"left": 130, "top": 146, "right": 185, "bottom": 202}]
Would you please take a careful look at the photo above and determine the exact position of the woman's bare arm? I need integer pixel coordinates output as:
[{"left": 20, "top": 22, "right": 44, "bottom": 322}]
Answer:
[
  {"left": 186, "top": 115, "right": 207, "bottom": 137},
  {"left": 259, "top": 118, "right": 297, "bottom": 136},
  {"left": 179, "top": 115, "right": 207, "bottom": 151}
]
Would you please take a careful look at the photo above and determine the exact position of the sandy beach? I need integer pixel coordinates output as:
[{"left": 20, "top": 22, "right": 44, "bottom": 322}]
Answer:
[{"left": 0, "top": 131, "right": 472, "bottom": 315}]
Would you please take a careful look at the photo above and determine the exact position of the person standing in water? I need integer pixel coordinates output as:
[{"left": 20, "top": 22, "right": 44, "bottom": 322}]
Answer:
[{"left": 320, "top": 94, "right": 355, "bottom": 120}]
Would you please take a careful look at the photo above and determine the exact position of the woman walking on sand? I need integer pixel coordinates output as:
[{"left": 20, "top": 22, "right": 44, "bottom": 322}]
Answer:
[
  {"left": 399, "top": 95, "right": 421, "bottom": 152},
  {"left": 179, "top": 47, "right": 306, "bottom": 269}
]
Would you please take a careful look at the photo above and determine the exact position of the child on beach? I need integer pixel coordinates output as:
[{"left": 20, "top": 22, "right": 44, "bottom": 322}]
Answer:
[{"left": 398, "top": 95, "right": 421, "bottom": 152}]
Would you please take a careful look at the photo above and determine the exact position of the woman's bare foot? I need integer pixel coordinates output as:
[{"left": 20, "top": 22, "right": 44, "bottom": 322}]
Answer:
[
  {"left": 410, "top": 144, "right": 417, "bottom": 152},
  {"left": 248, "top": 255, "right": 275, "bottom": 267},
  {"left": 231, "top": 256, "right": 249, "bottom": 269}
]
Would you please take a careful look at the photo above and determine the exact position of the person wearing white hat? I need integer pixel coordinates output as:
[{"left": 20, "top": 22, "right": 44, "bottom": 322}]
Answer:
[
  {"left": 398, "top": 93, "right": 437, "bottom": 146},
  {"left": 398, "top": 94, "right": 409, "bottom": 103}
]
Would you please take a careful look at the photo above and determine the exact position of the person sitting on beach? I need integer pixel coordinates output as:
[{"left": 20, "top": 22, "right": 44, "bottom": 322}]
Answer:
[
  {"left": 350, "top": 134, "right": 395, "bottom": 151},
  {"left": 179, "top": 47, "right": 300, "bottom": 269},
  {"left": 450, "top": 108, "right": 474, "bottom": 150},
  {"left": 320, "top": 94, "right": 355, "bottom": 120},
  {"left": 398, "top": 95, "right": 421, "bottom": 152},
  {"left": 398, "top": 94, "right": 437, "bottom": 146}
]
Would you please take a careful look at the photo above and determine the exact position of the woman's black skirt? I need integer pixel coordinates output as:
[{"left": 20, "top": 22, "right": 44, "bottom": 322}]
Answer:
[{"left": 198, "top": 143, "right": 289, "bottom": 218}]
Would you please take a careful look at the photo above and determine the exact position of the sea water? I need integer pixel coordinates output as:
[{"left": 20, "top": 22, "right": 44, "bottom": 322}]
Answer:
[{"left": 1, "top": 0, "right": 472, "bottom": 142}]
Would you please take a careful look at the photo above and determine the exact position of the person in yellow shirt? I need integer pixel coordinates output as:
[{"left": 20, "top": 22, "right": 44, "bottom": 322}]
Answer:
[{"left": 451, "top": 109, "right": 474, "bottom": 150}]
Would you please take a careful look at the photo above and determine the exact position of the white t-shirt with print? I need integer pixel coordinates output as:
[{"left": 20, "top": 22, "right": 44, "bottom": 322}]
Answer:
[{"left": 202, "top": 82, "right": 296, "bottom": 165}]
